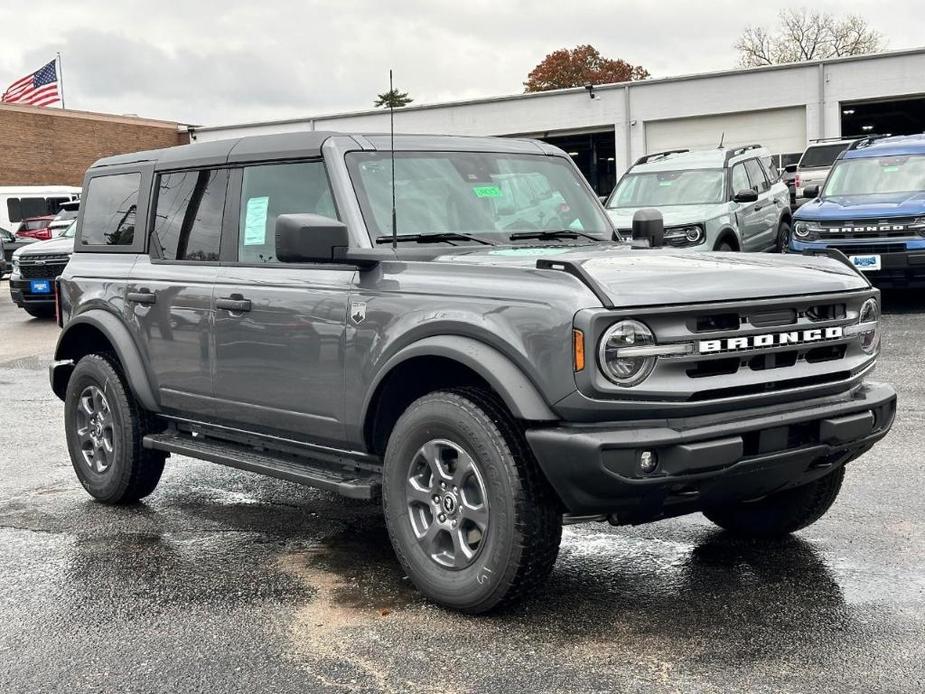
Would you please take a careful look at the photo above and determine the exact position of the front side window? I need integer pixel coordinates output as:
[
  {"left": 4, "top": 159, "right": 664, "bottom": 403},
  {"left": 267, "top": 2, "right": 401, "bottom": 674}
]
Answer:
[
  {"left": 151, "top": 169, "right": 228, "bottom": 261},
  {"left": 731, "top": 163, "right": 750, "bottom": 195},
  {"left": 744, "top": 159, "right": 770, "bottom": 193},
  {"left": 80, "top": 173, "right": 141, "bottom": 246},
  {"left": 238, "top": 161, "right": 337, "bottom": 264},
  {"left": 610, "top": 169, "right": 725, "bottom": 207},
  {"left": 347, "top": 151, "right": 611, "bottom": 241},
  {"left": 823, "top": 155, "right": 925, "bottom": 197}
]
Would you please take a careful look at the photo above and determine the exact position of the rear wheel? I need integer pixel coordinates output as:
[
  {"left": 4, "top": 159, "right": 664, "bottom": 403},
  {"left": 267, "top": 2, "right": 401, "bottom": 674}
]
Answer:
[
  {"left": 382, "top": 388, "right": 562, "bottom": 613},
  {"left": 64, "top": 354, "right": 165, "bottom": 504},
  {"left": 775, "top": 221, "right": 792, "bottom": 253},
  {"left": 703, "top": 466, "right": 845, "bottom": 538}
]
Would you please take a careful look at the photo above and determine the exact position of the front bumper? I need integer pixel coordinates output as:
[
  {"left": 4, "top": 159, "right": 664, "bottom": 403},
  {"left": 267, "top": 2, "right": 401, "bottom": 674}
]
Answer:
[
  {"left": 526, "top": 381, "right": 896, "bottom": 519},
  {"left": 789, "top": 240, "right": 925, "bottom": 287},
  {"left": 8, "top": 277, "right": 55, "bottom": 307}
]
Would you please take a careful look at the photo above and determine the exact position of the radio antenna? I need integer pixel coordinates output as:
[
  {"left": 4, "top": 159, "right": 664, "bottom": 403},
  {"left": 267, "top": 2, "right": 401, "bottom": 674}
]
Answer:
[
  {"left": 717, "top": 130, "right": 725, "bottom": 149},
  {"left": 389, "top": 69, "right": 397, "bottom": 250}
]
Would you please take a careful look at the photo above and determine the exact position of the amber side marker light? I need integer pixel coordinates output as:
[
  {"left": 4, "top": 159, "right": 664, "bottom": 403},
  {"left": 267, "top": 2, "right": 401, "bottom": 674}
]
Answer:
[{"left": 573, "top": 329, "right": 585, "bottom": 371}]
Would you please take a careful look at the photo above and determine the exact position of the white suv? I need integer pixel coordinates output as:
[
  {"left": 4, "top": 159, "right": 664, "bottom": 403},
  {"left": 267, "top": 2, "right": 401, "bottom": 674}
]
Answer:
[
  {"left": 604, "top": 145, "right": 793, "bottom": 252},
  {"left": 794, "top": 139, "right": 854, "bottom": 199}
]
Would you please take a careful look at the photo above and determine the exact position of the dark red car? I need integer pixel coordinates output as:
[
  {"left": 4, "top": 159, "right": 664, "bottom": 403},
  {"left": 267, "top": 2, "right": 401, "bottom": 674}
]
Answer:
[{"left": 15, "top": 215, "right": 55, "bottom": 241}]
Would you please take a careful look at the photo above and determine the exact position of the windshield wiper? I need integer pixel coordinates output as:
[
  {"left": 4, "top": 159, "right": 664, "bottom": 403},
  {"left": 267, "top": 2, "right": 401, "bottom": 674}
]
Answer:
[
  {"left": 508, "top": 229, "right": 602, "bottom": 242},
  {"left": 375, "top": 232, "right": 495, "bottom": 246}
]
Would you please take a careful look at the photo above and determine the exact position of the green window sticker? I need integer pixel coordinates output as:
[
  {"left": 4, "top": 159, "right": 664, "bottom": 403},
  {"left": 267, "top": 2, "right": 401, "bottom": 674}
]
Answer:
[
  {"left": 244, "top": 196, "right": 269, "bottom": 246},
  {"left": 473, "top": 185, "right": 502, "bottom": 198},
  {"left": 658, "top": 180, "right": 674, "bottom": 186},
  {"left": 882, "top": 165, "right": 900, "bottom": 173}
]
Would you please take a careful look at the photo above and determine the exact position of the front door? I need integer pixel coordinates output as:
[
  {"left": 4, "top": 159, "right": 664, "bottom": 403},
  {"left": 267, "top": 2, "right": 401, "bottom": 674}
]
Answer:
[
  {"left": 744, "top": 158, "right": 777, "bottom": 251},
  {"left": 210, "top": 160, "right": 353, "bottom": 445}
]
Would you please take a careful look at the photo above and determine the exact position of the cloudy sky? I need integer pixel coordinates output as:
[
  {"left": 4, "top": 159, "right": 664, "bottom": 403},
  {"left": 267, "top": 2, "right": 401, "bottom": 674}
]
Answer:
[{"left": 1, "top": 0, "right": 921, "bottom": 127}]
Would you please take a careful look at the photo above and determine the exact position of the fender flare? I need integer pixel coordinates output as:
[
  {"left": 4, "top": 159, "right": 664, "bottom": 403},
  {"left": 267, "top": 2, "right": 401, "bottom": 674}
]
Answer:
[
  {"left": 714, "top": 227, "right": 740, "bottom": 250},
  {"left": 364, "top": 335, "right": 558, "bottom": 423},
  {"left": 53, "top": 309, "right": 159, "bottom": 412}
]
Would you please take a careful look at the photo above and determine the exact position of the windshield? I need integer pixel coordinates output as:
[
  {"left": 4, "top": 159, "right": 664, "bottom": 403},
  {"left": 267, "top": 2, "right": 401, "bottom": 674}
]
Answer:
[
  {"left": 54, "top": 209, "right": 78, "bottom": 223},
  {"left": 800, "top": 143, "right": 850, "bottom": 169},
  {"left": 346, "top": 151, "right": 612, "bottom": 241},
  {"left": 823, "top": 155, "right": 925, "bottom": 197},
  {"left": 608, "top": 169, "right": 725, "bottom": 207},
  {"left": 59, "top": 220, "right": 77, "bottom": 238}
]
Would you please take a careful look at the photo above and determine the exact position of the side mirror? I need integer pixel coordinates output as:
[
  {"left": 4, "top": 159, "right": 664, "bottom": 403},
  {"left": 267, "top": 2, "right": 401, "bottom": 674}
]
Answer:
[
  {"left": 275, "top": 214, "right": 350, "bottom": 263},
  {"left": 802, "top": 185, "right": 820, "bottom": 199},
  {"left": 733, "top": 189, "right": 758, "bottom": 203},
  {"left": 784, "top": 164, "right": 798, "bottom": 174},
  {"left": 632, "top": 208, "right": 664, "bottom": 248}
]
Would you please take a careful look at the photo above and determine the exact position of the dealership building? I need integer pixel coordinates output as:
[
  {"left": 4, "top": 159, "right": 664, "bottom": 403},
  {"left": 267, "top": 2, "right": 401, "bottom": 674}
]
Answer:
[{"left": 191, "top": 47, "right": 925, "bottom": 196}]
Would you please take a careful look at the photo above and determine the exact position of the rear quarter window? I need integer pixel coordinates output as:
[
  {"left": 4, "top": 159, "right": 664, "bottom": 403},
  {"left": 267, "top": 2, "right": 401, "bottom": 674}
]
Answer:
[{"left": 80, "top": 173, "right": 142, "bottom": 247}]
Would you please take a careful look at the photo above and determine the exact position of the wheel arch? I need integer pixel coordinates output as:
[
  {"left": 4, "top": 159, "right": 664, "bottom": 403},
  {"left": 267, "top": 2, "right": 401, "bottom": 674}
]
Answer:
[
  {"left": 714, "top": 227, "right": 741, "bottom": 251},
  {"left": 362, "top": 336, "right": 558, "bottom": 455},
  {"left": 51, "top": 310, "right": 158, "bottom": 411}
]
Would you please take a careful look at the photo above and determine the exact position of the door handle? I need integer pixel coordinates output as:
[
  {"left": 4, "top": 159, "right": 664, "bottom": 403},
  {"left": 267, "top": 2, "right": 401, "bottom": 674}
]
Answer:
[
  {"left": 754, "top": 204, "right": 765, "bottom": 211},
  {"left": 216, "top": 294, "right": 252, "bottom": 313},
  {"left": 127, "top": 288, "right": 156, "bottom": 305}
]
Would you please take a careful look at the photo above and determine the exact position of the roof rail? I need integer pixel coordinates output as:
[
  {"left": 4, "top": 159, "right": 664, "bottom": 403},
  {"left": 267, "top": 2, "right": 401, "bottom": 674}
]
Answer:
[
  {"left": 724, "top": 144, "right": 763, "bottom": 163},
  {"left": 847, "top": 134, "right": 892, "bottom": 151},
  {"left": 808, "top": 136, "right": 864, "bottom": 143},
  {"left": 634, "top": 149, "right": 689, "bottom": 166}
]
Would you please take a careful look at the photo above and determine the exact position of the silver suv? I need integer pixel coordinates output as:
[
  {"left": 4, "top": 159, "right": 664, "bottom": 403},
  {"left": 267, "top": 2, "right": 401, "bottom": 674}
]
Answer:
[
  {"left": 794, "top": 138, "right": 854, "bottom": 200},
  {"left": 604, "top": 145, "right": 792, "bottom": 252}
]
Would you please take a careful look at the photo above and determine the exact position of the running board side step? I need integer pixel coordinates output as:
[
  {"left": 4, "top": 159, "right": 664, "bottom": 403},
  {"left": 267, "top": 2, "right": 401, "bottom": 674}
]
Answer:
[{"left": 143, "top": 432, "right": 381, "bottom": 500}]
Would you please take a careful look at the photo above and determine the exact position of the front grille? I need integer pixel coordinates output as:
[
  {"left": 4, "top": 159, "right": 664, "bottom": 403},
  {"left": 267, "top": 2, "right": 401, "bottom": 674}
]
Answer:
[
  {"left": 827, "top": 243, "right": 905, "bottom": 255},
  {"left": 18, "top": 254, "right": 69, "bottom": 279},
  {"left": 819, "top": 217, "right": 920, "bottom": 240}
]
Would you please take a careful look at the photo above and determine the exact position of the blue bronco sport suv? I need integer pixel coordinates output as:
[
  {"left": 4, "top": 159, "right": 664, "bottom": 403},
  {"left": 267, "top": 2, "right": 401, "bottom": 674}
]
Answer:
[{"left": 790, "top": 134, "right": 925, "bottom": 286}]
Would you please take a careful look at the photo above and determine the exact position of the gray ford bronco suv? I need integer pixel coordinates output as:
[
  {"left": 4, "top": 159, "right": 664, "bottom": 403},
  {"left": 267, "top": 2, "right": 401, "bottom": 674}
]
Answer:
[{"left": 51, "top": 132, "right": 896, "bottom": 613}]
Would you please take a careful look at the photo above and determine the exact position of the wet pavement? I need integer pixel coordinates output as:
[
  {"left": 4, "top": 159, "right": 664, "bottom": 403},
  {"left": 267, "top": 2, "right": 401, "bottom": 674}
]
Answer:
[{"left": 0, "top": 288, "right": 923, "bottom": 693}]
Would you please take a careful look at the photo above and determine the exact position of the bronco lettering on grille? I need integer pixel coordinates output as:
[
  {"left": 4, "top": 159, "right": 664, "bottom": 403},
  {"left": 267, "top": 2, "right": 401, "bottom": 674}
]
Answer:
[{"left": 699, "top": 326, "right": 844, "bottom": 354}]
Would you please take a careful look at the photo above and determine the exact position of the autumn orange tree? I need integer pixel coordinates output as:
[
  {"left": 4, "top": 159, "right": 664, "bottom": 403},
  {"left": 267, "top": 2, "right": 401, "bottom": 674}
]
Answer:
[{"left": 524, "top": 45, "right": 649, "bottom": 92}]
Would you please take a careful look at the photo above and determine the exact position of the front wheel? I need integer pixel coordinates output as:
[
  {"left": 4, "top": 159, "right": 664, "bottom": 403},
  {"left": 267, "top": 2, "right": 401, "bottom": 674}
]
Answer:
[
  {"left": 382, "top": 388, "right": 562, "bottom": 613},
  {"left": 715, "top": 240, "right": 736, "bottom": 252},
  {"left": 703, "top": 466, "right": 845, "bottom": 538}
]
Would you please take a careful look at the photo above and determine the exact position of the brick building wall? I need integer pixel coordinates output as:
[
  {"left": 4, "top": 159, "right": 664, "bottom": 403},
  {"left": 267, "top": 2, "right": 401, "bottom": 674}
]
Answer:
[{"left": 0, "top": 103, "right": 189, "bottom": 186}]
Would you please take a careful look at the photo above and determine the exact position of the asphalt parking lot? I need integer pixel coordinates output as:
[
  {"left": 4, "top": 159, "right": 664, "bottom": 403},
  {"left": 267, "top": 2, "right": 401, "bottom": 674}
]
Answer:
[{"left": 0, "top": 287, "right": 922, "bottom": 694}]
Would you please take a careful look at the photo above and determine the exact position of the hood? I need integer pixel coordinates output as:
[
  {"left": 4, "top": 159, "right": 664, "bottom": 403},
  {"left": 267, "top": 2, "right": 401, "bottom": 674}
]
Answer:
[
  {"left": 433, "top": 244, "right": 868, "bottom": 308},
  {"left": 796, "top": 191, "right": 925, "bottom": 221},
  {"left": 606, "top": 204, "right": 720, "bottom": 230},
  {"left": 13, "top": 235, "right": 75, "bottom": 258}
]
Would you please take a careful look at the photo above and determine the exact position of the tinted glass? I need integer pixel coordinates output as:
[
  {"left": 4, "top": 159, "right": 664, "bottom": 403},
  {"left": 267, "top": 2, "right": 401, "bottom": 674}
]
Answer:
[
  {"left": 610, "top": 170, "right": 724, "bottom": 206},
  {"left": 744, "top": 159, "right": 769, "bottom": 193},
  {"left": 347, "top": 151, "right": 611, "bottom": 241},
  {"left": 6, "top": 198, "right": 21, "bottom": 223},
  {"left": 80, "top": 173, "right": 141, "bottom": 246},
  {"left": 800, "top": 143, "right": 850, "bottom": 169},
  {"left": 151, "top": 169, "right": 228, "bottom": 262},
  {"left": 731, "top": 163, "right": 750, "bottom": 194},
  {"left": 21, "top": 197, "right": 48, "bottom": 219},
  {"left": 824, "top": 155, "right": 925, "bottom": 196},
  {"left": 238, "top": 161, "right": 337, "bottom": 264}
]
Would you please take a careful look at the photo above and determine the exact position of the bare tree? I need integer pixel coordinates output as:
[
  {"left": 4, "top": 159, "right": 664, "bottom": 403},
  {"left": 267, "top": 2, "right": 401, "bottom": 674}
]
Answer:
[{"left": 735, "top": 9, "right": 884, "bottom": 67}]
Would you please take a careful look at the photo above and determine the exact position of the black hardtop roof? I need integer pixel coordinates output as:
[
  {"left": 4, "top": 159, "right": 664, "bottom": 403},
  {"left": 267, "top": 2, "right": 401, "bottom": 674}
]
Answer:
[{"left": 88, "top": 131, "right": 558, "bottom": 171}]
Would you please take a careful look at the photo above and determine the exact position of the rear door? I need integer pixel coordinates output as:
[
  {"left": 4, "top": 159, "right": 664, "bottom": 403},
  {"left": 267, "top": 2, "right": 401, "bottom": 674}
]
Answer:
[
  {"left": 210, "top": 160, "right": 353, "bottom": 445},
  {"left": 127, "top": 167, "right": 228, "bottom": 415},
  {"left": 744, "top": 158, "right": 777, "bottom": 251},
  {"left": 730, "top": 161, "right": 762, "bottom": 250}
]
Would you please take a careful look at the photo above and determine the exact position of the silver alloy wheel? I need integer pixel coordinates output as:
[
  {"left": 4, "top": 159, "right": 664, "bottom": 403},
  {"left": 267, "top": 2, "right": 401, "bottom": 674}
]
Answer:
[
  {"left": 75, "top": 385, "right": 115, "bottom": 474},
  {"left": 405, "top": 438, "right": 490, "bottom": 569}
]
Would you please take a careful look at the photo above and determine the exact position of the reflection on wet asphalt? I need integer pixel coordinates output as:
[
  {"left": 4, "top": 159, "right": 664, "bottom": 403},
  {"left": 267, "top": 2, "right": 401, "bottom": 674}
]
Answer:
[{"left": 0, "top": 291, "right": 923, "bottom": 693}]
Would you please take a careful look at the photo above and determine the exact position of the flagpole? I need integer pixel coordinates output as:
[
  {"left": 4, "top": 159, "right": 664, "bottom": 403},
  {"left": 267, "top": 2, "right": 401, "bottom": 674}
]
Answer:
[{"left": 56, "top": 52, "right": 66, "bottom": 109}]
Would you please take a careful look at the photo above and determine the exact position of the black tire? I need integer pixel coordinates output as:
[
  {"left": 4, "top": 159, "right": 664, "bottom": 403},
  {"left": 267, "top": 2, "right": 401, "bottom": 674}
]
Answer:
[
  {"left": 64, "top": 353, "right": 165, "bottom": 504},
  {"left": 382, "top": 387, "right": 562, "bottom": 613},
  {"left": 715, "top": 240, "right": 736, "bottom": 252},
  {"left": 703, "top": 466, "right": 845, "bottom": 539},
  {"left": 24, "top": 304, "right": 55, "bottom": 319},
  {"left": 775, "top": 221, "right": 792, "bottom": 253}
]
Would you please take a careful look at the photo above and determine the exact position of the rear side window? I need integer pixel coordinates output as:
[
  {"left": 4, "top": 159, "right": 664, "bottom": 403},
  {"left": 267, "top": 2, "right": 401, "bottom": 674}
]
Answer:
[
  {"left": 238, "top": 161, "right": 337, "bottom": 264},
  {"left": 800, "top": 143, "right": 850, "bottom": 169},
  {"left": 150, "top": 169, "right": 228, "bottom": 262},
  {"left": 744, "top": 159, "right": 769, "bottom": 193},
  {"left": 80, "top": 173, "right": 141, "bottom": 246}
]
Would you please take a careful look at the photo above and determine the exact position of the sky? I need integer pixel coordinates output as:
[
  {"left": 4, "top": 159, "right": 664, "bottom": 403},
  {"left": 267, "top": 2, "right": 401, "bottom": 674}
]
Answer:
[{"left": 0, "top": 0, "right": 922, "bottom": 127}]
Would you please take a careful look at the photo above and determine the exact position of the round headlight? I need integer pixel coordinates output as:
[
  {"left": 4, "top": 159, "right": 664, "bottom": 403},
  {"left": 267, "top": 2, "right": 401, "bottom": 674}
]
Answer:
[
  {"left": 685, "top": 226, "right": 703, "bottom": 243},
  {"left": 858, "top": 298, "right": 880, "bottom": 355},
  {"left": 793, "top": 222, "right": 811, "bottom": 238},
  {"left": 599, "top": 320, "right": 657, "bottom": 386}
]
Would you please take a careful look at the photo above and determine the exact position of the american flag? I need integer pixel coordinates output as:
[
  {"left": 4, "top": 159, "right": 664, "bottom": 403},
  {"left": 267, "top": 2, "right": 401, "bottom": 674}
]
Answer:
[{"left": 2, "top": 59, "right": 61, "bottom": 107}]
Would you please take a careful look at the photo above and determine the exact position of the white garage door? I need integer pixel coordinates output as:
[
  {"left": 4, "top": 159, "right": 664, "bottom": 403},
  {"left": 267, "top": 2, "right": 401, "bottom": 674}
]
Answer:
[{"left": 644, "top": 107, "right": 807, "bottom": 156}]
